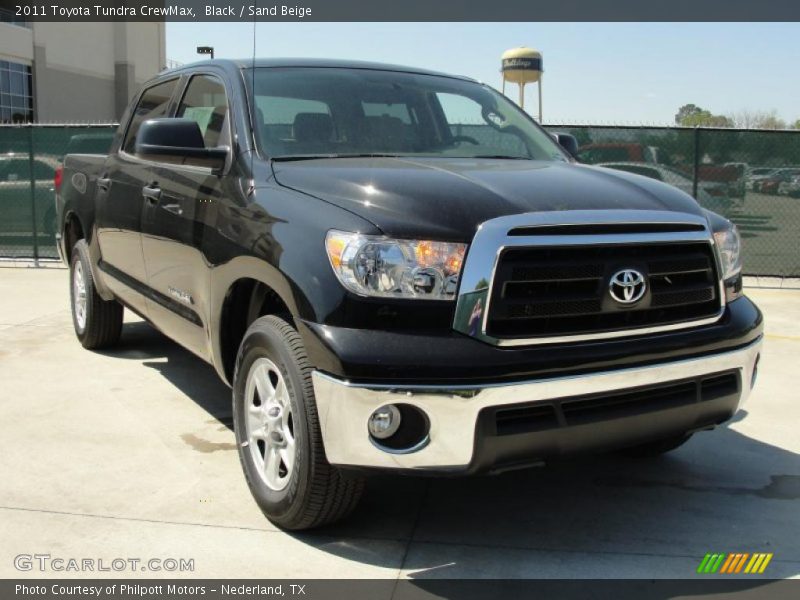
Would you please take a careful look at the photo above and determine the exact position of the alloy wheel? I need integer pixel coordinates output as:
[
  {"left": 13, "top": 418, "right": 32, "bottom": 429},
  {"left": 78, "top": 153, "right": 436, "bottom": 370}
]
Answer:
[{"left": 244, "top": 357, "right": 296, "bottom": 491}]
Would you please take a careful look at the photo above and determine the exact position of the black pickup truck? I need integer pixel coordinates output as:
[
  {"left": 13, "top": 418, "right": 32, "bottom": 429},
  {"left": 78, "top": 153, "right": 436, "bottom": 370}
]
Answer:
[{"left": 57, "top": 59, "right": 763, "bottom": 530}]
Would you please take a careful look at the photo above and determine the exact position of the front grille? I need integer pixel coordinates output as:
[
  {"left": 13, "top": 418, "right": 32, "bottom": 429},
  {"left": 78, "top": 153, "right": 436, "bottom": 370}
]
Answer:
[
  {"left": 487, "top": 241, "right": 721, "bottom": 339},
  {"left": 493, "top": 371, "right": 739, "bottom": 435}
]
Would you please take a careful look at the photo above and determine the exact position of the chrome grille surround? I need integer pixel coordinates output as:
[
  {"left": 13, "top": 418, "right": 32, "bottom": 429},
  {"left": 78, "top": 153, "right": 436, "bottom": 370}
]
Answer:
[{"left": 453, "top": 210, "right": 725, "bottom": 346}]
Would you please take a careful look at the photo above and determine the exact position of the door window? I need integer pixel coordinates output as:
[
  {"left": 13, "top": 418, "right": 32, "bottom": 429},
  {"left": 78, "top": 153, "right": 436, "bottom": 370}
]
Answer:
[
  {"left": 176, "top": 75, "right": 229, "bottom": 148},
  {"left": 122, "top": 79, "right": 178, "bottom": 154}
]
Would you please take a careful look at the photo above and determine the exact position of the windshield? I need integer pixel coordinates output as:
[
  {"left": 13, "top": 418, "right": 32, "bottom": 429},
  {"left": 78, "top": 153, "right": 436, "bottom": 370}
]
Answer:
[{"left": 247, "top": 67, "right": 567, "bottom": 161}]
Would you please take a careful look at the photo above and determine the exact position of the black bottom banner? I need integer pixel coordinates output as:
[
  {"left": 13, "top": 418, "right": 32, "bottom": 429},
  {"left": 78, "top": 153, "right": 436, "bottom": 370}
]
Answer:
[{"left": 4, "top": 579, "right": 799, "bottom": 600}]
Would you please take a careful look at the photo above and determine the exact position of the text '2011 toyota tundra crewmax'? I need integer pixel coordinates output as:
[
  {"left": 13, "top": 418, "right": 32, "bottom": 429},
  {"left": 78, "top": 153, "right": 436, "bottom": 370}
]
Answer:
[{"left": 57, "top": 59, "right": 763, "bottom": 530}]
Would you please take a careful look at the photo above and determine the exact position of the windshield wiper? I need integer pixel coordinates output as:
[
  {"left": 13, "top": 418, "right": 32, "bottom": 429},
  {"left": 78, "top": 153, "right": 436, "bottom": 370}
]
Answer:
[
  {"left": 471, "top": 155, "right": 531, "bottom": 160},
  {"left": 271, "top": 153, "right": 403, "bottom": 162},
  {"left": 271, "top": 153, "right": 536, "bottom": 162}
]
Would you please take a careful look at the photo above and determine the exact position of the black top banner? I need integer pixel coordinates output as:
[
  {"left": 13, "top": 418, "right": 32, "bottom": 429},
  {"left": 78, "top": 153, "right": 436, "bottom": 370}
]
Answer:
[{"left": 1, "top": 0, "right": 800, "bottom": 21}]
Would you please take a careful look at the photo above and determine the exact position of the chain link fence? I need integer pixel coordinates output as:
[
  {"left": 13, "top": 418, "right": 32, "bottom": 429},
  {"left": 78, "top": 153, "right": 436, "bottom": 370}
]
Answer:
[
  {"left": 0, "top": 124, "right": 116, "bottom": 261},
  {"left": 546, "top": 125, "right": 800, "bottom": 278},
  {"left": 1, "top": 123, "right": 798, "bottom": 277}
]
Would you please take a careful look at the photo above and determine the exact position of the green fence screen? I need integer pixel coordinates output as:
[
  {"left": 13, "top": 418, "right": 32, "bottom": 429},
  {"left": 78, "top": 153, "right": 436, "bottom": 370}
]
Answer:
[
  {"left": 0, "top": 124, "right": 116, "bottom": 260},
  {"left": 549, "top": 125, "right": 800, "bottom": 278},
  {"left": 1, "top": 124, "right": 799, "bottom": 277}
]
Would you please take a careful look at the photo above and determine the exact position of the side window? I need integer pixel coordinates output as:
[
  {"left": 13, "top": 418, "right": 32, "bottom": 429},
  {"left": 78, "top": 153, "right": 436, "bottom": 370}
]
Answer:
[
  {"left": 122, "top": 79, "right": 178, "bottom": 154},
  {"left": 176, "top": 75, "right": 229, "bottom": 148}
]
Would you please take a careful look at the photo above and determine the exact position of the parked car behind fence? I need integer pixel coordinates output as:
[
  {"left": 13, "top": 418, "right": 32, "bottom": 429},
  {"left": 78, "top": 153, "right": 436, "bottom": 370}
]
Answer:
[
  {"left": 760, "top": 168, "right": 800, "bottom": 195},
  {"left": 777, "top": 174, "right": 800, "bottom": 198}
]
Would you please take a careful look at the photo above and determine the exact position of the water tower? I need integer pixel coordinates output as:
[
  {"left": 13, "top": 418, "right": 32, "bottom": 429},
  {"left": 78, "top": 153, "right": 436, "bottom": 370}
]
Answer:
[{"left": 501, "top": 47, "right": 543, "bottom": 121}]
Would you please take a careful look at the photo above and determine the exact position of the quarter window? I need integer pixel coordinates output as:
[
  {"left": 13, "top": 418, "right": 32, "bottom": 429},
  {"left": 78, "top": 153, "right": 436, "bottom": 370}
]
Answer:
[{"left": 122, "top": 79, "right": 178, "bottom": 154}]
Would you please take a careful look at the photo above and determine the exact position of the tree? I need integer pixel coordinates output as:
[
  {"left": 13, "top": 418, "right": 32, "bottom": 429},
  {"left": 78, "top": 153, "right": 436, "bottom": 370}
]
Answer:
[
  {"left": 675, "top": 104, "right": 703, "bottom": 125},
  {"left": 728, "top": 109, "right": 787, "bottom": 130},
  {"left": 675, "top": 104, "right": 732, "bottom": 127},
  {"left": 685, "top": 112, "right": 732, "bottom": 128}
]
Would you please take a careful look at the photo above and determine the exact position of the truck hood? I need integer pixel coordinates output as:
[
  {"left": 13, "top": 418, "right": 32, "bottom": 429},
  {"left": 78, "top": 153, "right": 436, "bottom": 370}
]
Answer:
[{"left": 271, "top": 157, "right": 704, "bottom": 241}]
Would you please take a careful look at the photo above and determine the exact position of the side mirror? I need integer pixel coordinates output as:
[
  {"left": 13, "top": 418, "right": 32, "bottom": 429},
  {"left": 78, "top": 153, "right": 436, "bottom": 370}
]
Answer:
[
  {"left": 135, "top": 118, "right": 228, "bottom": 171},
  {"left": 553, "top": 132, "right": 579, "bottom": 160}
]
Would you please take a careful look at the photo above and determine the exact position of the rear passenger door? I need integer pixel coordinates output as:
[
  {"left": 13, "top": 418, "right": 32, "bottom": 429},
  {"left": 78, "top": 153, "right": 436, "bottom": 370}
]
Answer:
[
  {"left": 140, "top": 73, "right": 231, "bottom": 359},
  {"left": 96, "top": 78, "right": 179, "bottom": 314}
]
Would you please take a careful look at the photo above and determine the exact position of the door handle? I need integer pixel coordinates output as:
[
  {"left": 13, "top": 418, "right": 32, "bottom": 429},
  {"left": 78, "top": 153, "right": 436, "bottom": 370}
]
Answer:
[
  {"left": 142, "top": 184, "right": 162, "bottom": 205},
  {"left": 97, "top": 176, "right": 111, "bottom": 191},
  {"left": 161, "top": 203, "right": 183, "bottom": 216}
]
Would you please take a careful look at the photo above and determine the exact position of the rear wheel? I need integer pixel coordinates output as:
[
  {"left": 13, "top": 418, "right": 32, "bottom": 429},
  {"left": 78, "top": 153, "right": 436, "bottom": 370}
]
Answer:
[
  {"left": 619, "top": 433, "right": 693, "bottom": 457},
  {"left": 70, "top": 240, "right": 123, "bottom": 349},
  {"left": 233, "top": 315, "right": 364, "bottom": 530}
]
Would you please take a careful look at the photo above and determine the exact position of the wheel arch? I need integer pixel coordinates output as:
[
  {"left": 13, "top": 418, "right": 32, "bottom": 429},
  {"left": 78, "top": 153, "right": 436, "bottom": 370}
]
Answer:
[
  {"left": 210, "top": 257, "right": 307, "bottom": 385},
  {"left": 62, "top": 210, "right": 85, "bottom": 265},
  {"left": 63, "top": 209, "right": 115, "bottom": 301}
]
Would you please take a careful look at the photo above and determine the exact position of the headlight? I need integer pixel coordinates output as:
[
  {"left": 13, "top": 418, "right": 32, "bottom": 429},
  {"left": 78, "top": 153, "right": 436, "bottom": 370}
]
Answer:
[
  {"left": 713, "top": 222, "right": 742, "bottom": 280},
  {"left": 325, "top": 230, "right": 467, "bottom": 300}
]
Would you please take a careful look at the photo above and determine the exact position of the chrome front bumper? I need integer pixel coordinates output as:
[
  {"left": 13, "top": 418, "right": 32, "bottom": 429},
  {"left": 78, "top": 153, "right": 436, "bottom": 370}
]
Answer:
[{"left": 311, "top": 337, "right": 762, "bottom": 470}]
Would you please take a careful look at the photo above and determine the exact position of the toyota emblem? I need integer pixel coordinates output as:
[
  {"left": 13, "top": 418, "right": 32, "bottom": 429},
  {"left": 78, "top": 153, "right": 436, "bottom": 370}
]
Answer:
[{"left": 609, "top": 269, "right": 647, "bottom": 305}]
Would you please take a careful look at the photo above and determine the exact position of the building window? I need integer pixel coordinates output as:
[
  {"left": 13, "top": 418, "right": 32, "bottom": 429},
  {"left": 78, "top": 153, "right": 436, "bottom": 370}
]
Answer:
[
  {"left": 0, "top": 7, "right": 31, "bottom": 28},
  {"left": 0, "top": 60, "right": 34, "bottom": 123}
]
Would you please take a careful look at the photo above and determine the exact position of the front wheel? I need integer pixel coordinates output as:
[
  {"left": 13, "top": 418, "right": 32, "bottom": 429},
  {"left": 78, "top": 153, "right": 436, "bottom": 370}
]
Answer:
[{"left": 232, "top": 315, "right": 364, "bottom": 530}]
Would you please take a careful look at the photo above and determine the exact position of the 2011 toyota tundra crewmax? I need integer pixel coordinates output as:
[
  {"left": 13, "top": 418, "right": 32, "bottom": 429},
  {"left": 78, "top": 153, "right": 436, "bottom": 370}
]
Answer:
[{"left": 57, "top": 59, "right": 763, "bottom": 530}]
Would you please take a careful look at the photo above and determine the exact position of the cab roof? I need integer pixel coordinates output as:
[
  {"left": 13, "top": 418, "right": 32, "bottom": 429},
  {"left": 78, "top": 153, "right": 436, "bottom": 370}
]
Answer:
[{"left": 165, "top": 58, "right": 475, "bottom": 82}]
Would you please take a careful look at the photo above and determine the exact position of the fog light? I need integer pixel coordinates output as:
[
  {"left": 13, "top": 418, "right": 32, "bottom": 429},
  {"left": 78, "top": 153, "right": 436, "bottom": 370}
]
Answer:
[{"left": 368, "top": 405, "right": 401, "bottom": 439}]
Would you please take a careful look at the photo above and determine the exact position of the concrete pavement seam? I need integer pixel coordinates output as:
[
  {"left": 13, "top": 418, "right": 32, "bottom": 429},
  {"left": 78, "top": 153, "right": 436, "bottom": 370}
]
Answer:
[
  {"left": 2, "top": 504, "right": 798, "bottom": 566},
  {"left": 391, "top": 481, "right": 432, "bottom": 593}
]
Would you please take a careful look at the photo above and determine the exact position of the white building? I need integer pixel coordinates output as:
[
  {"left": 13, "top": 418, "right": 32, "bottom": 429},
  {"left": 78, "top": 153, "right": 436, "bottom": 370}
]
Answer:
[{"left": 0, "top": 14, "right": 166, "bottom": 123}]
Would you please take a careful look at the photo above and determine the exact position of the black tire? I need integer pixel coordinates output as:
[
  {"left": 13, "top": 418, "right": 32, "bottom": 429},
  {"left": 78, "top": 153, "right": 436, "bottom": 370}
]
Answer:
[
  {"left": 619, "top": 433, "right": 693, "bottom": 457},
  {"left": 232, "top": 315, "right": 364, "bottom": 530},
  {"left": 69, "top": 239, "right": 123, "bottom": 349}
]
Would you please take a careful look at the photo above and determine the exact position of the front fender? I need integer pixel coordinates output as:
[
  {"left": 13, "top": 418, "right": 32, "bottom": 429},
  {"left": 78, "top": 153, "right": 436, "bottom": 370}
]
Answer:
[
  {"left": 205, "top": 182, "right": 380, "bottom": 383},
  {"left": 206, "top": 256, "right": 298, "bottom": 383}
]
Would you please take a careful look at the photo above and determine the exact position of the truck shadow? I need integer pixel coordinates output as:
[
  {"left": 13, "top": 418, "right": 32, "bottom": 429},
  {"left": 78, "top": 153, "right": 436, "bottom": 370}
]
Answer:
[
  {"left": 101, "top": 320, "right": 799, "bottom": 584},
  {"left": 100, "top": 319, "right": 234, "bottom": 425}
]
